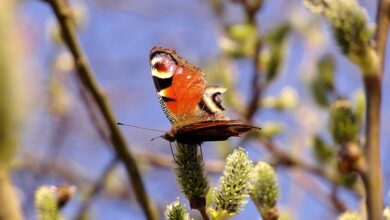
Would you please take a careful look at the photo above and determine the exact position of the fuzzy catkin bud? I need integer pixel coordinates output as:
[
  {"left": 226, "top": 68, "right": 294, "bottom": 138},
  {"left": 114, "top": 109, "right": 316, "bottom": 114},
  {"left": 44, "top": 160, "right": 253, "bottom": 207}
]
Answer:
[
  {"left": 263, "top": 23, "right": 290, "bottom": 83},
  {"left": 310, "top": 54, "right": 336, "bottom": 107},
  {"left": 249, "top": 162, "right": 279, "bottom": 219},
  {"left": 384, "top": 207, "right": 390, "bottom": 220},
  {"left": 174, "top": 143, "right": 209, "bottom": 209},
  {"left": 165, "top": 199, "right": 191, "bottom": 220},
  {"left": 210, "top": 147, "right": 253, "bottom": 218},
  {"left": 224, "top": 23, "right": 258, "bottom": 57},
  {"left": 313, "top": 135, "right": 335, "bottom": 164},
  {"left": 328, "top": 100, "right": 360, "bottom": 144},
  {"left": 35, "top": 187, "right": 60, "bottom": 220},
  {"left": 338, "top": 211, "right": 363, "bottom": 220},
  {"left": 304, "top": 0, "right": 377, "bottom": 75},
  {"left": 35, "top": 185, "right": 75, "bottom": 220}
]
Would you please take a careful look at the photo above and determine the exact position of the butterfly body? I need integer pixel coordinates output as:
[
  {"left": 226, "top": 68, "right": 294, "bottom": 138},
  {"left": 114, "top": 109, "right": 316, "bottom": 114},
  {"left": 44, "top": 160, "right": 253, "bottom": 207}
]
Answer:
[
  {"left": 163, "top": 120, "right": 257, "bottom": 143},
  {"left": 149, "top": 46, "right": 259, "bottom": 144}
]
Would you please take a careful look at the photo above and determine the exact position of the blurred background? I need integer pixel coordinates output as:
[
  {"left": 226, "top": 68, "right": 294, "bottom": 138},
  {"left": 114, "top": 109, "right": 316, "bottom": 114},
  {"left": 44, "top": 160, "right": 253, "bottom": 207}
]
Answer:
[{"left": 3, "top": 0, "right": 388, "bottom": 219}]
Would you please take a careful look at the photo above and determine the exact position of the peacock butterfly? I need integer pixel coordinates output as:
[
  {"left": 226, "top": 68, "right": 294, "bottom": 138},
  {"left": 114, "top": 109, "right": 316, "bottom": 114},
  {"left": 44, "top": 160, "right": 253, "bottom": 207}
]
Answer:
[{"left": 149, "top": 46, "right": 259, "bottom": 144}]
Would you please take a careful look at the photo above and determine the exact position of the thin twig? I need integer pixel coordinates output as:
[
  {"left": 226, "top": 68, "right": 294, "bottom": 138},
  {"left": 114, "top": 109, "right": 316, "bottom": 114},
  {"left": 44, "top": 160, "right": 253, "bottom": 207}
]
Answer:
[
  {"left": 258, "top": 138, "right": 353, "bottom": 213},
  {"left": 42, "top": 0, "right": 157, "bottom": 219},
  {"left": 77, "top": 84, "right": 110, "bottom": 144},
  {"left": 243, "top": 0, "right": 263, "bottom": 121},
  {"left": 375, "top": 0, "right": 390, "bottom": 78},
  {"left": 75, "top": 157, "right": 119, "bottom": 220},
  {"left": 330, "top": 184, "right": 347, "bottom": 213},
  {"left": 289, "top": 169, "right": 346, "bottom": 215},
  {"left": 19, "top": 154, "right": 134, "bottom": 199},
  {"left": 245, "top": 37, "right": 263, "bottom": 121},
  {"left": 258, "top": 138, "right": 361, "bottom": 194}
]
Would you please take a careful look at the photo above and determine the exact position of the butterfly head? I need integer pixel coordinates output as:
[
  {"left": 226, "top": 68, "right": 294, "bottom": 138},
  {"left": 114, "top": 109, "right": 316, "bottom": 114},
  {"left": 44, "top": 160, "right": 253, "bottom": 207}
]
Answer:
[{"left": 161, "top": 131, "right": 175, "bottom": 142}]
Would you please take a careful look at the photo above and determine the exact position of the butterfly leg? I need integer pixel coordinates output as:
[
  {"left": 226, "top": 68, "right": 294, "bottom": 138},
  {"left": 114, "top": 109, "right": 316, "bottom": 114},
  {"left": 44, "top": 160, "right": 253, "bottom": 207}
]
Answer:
[
  {"left": 170, "top": 142, "right": 178, "bottom": 163},
  {"left": 199, "top": 144, "right": 204, "bottom": 160}
]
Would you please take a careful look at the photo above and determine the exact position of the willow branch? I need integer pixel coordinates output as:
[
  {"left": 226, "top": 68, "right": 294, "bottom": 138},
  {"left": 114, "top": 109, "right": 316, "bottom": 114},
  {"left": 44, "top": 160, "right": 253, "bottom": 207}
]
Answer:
[
  {"left": 375, "top": 0, "right": 390, "bottom": 78},
  {"left": 0, "top": 0, "right": 25, "bottom": 219},
  {"left": 42, "top": 0, "right": 157, "bottom": 219},
  {"left": 361, "top": 0, "right": 389, "bottom": 218},
  {"left": 362, "top": 76, "right": 382, "bottom": 220},
  {"left": 0, "top": 172, "right": 23, "bottom": 220}
]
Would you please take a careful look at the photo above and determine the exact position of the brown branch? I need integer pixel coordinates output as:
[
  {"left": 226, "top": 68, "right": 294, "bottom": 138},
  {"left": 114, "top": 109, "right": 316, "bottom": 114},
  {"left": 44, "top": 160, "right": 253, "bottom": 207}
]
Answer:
[
  {"left": 375, "top": 0, "right": 390, "bottom": 78},
  {"left": 257, "top": 137, "right": 361, "bottom": 194},
  {"left": 362, "top": 69, "right": 382, "bottom": 220},
  {"left": 361, "top": 0, "right": 389, "bottom": 219},
  {"left": 243, "top": 1, "right": 263, "bottom": 121},
  {"left": 42, "top": 0, "right": 157, "bottom": 219},
  {"left": 245, "top": 37, "right": 263, "bottom": 121},
  {"left": 257, "top": 138, "right": 354, "bottom": 213},
  {"left": 258, "top": 138, "right": 332, "bottom": 183}
]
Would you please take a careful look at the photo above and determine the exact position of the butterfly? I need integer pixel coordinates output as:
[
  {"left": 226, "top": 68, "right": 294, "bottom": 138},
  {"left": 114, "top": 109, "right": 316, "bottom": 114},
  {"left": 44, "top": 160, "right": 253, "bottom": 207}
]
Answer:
[{"left": 149, "top": 46, "right": 260, "bottom": 144}]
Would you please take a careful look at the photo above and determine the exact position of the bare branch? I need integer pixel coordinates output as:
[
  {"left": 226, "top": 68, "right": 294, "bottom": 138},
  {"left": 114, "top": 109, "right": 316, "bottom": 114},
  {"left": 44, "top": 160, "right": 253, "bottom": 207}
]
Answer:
[
  {"left": 361, "top": 0, "right": 389, "bottom": 218},
  {"left": 42, "top": 0, "right": 157, "bottom": 219}
]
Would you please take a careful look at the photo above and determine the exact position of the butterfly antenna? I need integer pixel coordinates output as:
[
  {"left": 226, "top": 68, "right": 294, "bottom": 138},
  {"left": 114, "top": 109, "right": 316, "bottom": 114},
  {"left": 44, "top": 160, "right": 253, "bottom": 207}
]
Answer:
[
  {"left": 149, "top": 135, "right": 162, "bottom": 141},
  {"left": 116, "top": 122, "right": 165, "bottom": 133}
]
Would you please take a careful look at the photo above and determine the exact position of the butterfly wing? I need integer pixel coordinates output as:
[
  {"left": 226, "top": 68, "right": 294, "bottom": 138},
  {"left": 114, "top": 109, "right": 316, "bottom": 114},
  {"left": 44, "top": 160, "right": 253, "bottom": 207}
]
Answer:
[
  {"left": 169, "top": 120, "right": 260, "bottom": 143},
  {"left": 149, "top": 47, "right": 257, "bottom": 144},
  {"left": 149, "top": 46, "right": 228, "bottom": 125},
  {"left": 150, "top": 47, "right": 206, "bottom": 124}
]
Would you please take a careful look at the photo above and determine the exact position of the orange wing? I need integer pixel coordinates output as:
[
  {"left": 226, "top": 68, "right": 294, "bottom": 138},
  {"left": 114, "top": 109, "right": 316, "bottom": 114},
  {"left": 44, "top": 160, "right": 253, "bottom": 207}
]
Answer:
[
  {"left": 164, "top": 60, "right": 206, "bottom": 122},
  {"left": 149, "top": 47, "right": 261, "bottom": 144},
  {"left": 150, "top": 47, "right": 207, "bottom": 124}
]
